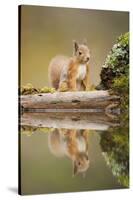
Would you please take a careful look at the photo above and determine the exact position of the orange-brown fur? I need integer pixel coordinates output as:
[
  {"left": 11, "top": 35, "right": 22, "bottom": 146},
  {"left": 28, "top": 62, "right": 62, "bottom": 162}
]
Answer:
[
  {"left": 48, "top": 40, "right": 91, "bottom": 91},
  {"left": 48, "top": 128, "right": 90, "bottom": 176},
  {"left": 67, "top": 58, "right": 78, "bottom": 91}
]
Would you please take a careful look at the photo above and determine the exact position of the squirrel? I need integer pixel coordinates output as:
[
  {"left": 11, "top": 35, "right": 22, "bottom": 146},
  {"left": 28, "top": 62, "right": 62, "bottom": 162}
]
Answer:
[
  {"left": 48, "top": 40, "right": 91, "bottom": 91},
  {"left": 48, "top": 128, "right": 90, "bottom": 176}
]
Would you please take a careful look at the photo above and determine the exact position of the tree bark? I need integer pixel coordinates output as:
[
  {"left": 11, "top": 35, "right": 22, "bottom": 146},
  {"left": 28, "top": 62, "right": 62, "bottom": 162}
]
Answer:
[
  {"left": 20, "top": 91, "right": 120, "bottom": 112},
  {"left": 21, "top": 112, "right": 119, "bottom": 131}
]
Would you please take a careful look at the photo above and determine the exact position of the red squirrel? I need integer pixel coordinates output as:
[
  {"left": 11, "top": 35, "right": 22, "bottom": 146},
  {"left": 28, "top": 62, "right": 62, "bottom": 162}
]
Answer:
[
  {"left": 48, "top": 129, "right": 90, "bottom": 176},
  {"left": 48, "top": 40, "right": 91, "bottom": 91}
]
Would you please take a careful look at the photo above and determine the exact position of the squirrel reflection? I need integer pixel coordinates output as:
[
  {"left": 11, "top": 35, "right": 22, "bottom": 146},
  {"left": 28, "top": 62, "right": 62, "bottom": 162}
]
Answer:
[{"left": 48, "top": 129, "right": 89, "bottom": 176}]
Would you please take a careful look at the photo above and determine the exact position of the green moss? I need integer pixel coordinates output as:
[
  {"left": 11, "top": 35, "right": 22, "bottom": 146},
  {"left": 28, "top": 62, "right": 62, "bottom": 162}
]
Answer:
[
  {"left": 20, "top": 83, "right": 56, "bottom": 95},
  {"left": 21, "top": 126, "right": 54, "bottom": 136},
  {"left": 112, "top": 75, "right": 129, "bottom": 93},
  {"left": 100, "top": 125, "right": 129, "bottom": 187},
  {"left": 112, "top": 75, "right": 129, "bottom": 118},
  {"left": 40, "top": 87, "right": 56, "bottom": 93},
  {"left": 21, "top": 125, "right": 37, "bottom": 136},
  {"left": 97, "top": 32, "right": 129, "bottom": 112},
  {"left": 98, "top": 33, "right": 129, "bottom": 187},
  {"left": 98, "top": 32, "right": 129, "bottom": 90},
  {"left": 38, "top": 127, "right": 54, "bottom": 133}
]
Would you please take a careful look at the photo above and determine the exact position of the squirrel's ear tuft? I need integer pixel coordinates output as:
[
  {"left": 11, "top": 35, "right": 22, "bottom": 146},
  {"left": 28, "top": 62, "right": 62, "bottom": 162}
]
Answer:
[
  {"left": 83, "top": 38, "right": 87, "bottom": 45},
  {"left": 73, "top": 40, "right": 79, "bottom": 54}
]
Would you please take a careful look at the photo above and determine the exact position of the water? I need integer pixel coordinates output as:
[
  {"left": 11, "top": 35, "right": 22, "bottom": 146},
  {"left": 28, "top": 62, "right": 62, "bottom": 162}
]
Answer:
[{"left": 20, "top": 112, "right": 129, "bottom": 195}]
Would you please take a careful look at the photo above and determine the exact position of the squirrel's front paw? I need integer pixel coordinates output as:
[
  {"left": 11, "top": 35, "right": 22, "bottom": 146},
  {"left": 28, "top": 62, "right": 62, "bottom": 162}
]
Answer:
[
  {"left": 58, "top": 82, "right": 68, "bottom": 92},
  {"left": 70, "top": 88, "right": 77, "bottom": 92}
]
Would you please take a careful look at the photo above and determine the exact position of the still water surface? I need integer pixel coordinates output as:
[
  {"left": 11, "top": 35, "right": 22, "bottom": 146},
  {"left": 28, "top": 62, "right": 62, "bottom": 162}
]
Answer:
[{"left": 20, "top": 112, "right": 128, "bottom": 195}]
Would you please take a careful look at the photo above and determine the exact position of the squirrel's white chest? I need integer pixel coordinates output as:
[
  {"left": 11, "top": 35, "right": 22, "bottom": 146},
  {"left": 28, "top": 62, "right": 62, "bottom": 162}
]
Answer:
[
  {"left": 76, "top": 137, "right": 86, "bottom": 152},
  {"left": 77, "top": 64, "right": 86, "bottom": 80},
  {"left": 61, "top": 135, "right": 86, "bottom": 156}
]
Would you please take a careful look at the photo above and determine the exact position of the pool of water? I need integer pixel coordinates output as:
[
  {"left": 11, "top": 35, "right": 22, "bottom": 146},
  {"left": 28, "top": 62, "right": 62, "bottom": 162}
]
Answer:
[{"left": 19, "top": 112, "right": 129, "bottom": 195}]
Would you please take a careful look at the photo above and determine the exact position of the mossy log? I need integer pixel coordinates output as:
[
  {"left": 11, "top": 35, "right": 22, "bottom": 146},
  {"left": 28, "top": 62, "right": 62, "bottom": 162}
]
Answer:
[
  {"left": 21, "top": 112, "right": 119, "bottom": 131},
  {"left": 20, "top": 91, "right": 120, "bottom": 113}
]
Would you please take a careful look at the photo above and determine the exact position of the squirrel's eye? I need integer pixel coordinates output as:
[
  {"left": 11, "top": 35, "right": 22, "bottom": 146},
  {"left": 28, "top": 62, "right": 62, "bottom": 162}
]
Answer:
[{"left": 79, "top": 51, "right": 82, "bottom": 55}]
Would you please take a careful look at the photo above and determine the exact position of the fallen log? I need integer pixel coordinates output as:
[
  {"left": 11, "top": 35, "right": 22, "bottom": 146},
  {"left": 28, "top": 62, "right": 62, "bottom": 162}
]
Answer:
[
  {"left": 20, "top": 91, "right": 120, "bottom": 112},
  {"left": 21, "top": 112, "right": 119, "bottom": 131}
]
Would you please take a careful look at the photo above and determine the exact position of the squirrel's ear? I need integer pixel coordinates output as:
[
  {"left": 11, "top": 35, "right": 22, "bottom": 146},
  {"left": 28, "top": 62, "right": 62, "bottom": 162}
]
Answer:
[
  {"left": 73, "top": 161, "right": 78, "bottom": 177},
  {"left": 73, "top": 40, "right": 79, "bottom": 54},
  {"left": 83, "top": 38, "right": 87, "bottom": 45}
]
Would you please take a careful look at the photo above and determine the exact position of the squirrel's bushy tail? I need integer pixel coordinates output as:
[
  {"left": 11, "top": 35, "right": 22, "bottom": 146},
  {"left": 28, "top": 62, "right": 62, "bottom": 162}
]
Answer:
[{"left": 48, "top": 129, "right": 64, "bottom": 157}]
